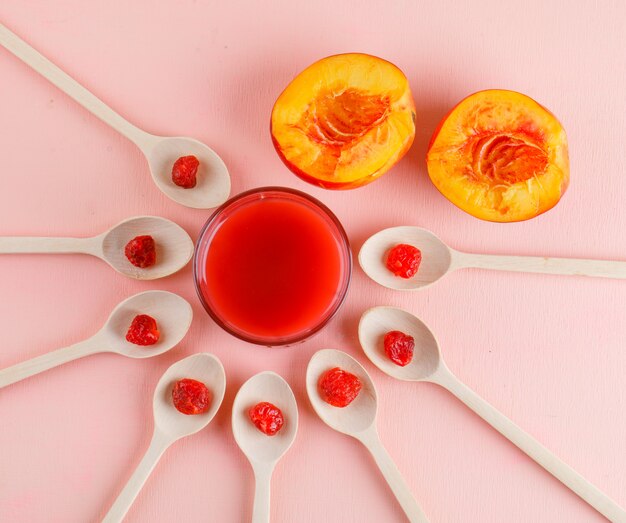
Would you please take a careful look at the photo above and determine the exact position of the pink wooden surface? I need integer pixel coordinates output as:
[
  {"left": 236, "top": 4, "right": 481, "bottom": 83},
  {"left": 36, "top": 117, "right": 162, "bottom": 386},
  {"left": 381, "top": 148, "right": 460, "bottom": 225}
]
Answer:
[{"left": 0, "top": 1, "right": 624, "bottom": 522}]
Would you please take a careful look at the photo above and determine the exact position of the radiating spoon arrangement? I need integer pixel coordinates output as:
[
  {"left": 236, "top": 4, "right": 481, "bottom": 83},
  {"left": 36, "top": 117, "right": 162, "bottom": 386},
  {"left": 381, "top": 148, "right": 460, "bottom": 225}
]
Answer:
[
  {"left": 0, "top": 216, "right": 193, "bottom": 280},
  {"left": 0, "top": 290, "right": 192, "bottom": 388},
  {"left": 0, "top": 23, "right": 231, "bottom": 209},
  {"left": 0, "top": 15, "right": 623, "bottom": 523},
  {"left": 232, "top": 371, "right": 298, "bottom": 523},
  {"left": 359, "top": 226, "right": 626, "bottom": 290},
  {"left": 102, "top": 353, "right": 226, "bottom": 523},
  {"left": 306, "top": 349, "right": 429, "bottom": 523},
  {"left": 358, "top": 306, "right": 626, "bottom": 522}
]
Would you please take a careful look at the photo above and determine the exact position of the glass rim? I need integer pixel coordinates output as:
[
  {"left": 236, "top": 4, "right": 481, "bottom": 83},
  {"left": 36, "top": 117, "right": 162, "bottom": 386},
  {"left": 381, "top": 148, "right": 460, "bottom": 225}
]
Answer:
[{"left": 193, "top": 186, "right": 352, "bottom": 346}]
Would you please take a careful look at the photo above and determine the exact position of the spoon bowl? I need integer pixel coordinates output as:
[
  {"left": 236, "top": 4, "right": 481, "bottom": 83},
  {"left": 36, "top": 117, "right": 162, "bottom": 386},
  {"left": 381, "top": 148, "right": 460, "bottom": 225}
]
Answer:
[
  {"left": 101, "top": 216, "right": 194, "bottom": 279},
  {"left": 359, "top": 226, "right": 452, "bottom": 290},
  {"left": 146, "top": 137, "right": 231, "bottom": 209},
  {"left": 0, "top": 23, "right": 230, "bottom": 210},
  {"left": 306, "top": 349, "right": 378, "bottom": 435},
  {"left": 232, "top": 371, "right": 298, "bottom": 464},
  {"left": 358, "top": 306, "right": 626, "bottom": 521},
  {"left": 152, "top": 352, "right": 226, "bottom": 440},
  {"left": 306, "top": 349, "right": 430, "bottom": 522},
  {"left": 0, "top": 290, "right": 192, "bottom": 389},
  {"left": 232, "top": 372, "right": 297, "bottom": 522},
  {"left": 0, "top": 215, "right": 193, "bottom": 280},
  {"left": 358, "top": 306, "right": 442, "bottom": 381},
  {"left": 102, "top": 353, "right": 226, "bottom": 522},
  {"left": 360, "top": 226, "right": 626, "bottom": 290},
  {"left": 102, "top": 290, "right": 193, "bottom": 359}
]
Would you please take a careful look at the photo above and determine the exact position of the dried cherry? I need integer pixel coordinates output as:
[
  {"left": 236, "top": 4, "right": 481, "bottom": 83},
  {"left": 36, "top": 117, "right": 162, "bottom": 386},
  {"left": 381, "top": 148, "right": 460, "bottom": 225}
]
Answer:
[
  {"left": 319, "top": 367, "right": 362, "bottom": 408},
  {"left": 125, "top": 314, "right": 160, "bottom": 346},
  {"left": 124, "top": 235, "right": 156, "bottom": 268},
  {"left": 248, "top": 402, "right": 285, "bottom": 436},
  {"left": 172, "top": 155, "right": 199, "bottom": 188},
  {"left": 384, "top": 330, "right": 415, "bottom": 366},
  {"left": 386, "top": 243, "right": 422, "bottom": 278},
  {"left": 172, "top": 378, "right": 211, "bottom": 415}
]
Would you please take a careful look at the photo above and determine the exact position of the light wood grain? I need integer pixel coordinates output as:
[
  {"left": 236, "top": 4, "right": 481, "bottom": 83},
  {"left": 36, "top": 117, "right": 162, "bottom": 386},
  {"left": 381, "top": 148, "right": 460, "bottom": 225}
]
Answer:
[
  {"left": 0, "top": 216, "right": 193, "bottom": 280},
  {"left": 358, "top": 306, "right": 626, "bottom": 522},
  {"left": 232, "top": 372, "right": 298, "bottom": 523},
  {"left": 0, "top": 290, "right": 192, "bottom": 388},
  {"left": 0, "top": 236, "right": 100, "bottom": 254},
  {"left": 0, "top": 2, "right": 624, "bottom": 522},
  {"left": 359, "top": 226, "right": 626, "bottom": 290},
  {"left": 0, "top": 22, "right": 231, "bottom": 209},
  {"left": 306, "top": 349, "right": 430, "bottom": 523},
  {"left": 102, "top": 353, "right": 226, "bottom": 523},
  {"left": 456, "top": 251, "right": 626, "bottom": 278}
]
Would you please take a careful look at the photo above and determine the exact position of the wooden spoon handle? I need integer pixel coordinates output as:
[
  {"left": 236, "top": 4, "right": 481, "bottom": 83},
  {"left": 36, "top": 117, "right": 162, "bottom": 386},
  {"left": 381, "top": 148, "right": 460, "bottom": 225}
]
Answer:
[
  {"left": 358, "top": 428, "right": 430, "bottom": 523},
  {"left": 0, "top": 23, "right": 150, "bottom": 147},
  {"left": 102, "top": 430, "right": 170, "bottom": 523},
  {"left": 252, "top": 465, "right": 273, "bottom": 523},
  {"left": 433, "top": 368, "right": 626, "bottom": 522},
  {"left": 457, "top": 251, "right": 626, "bottom": 279},
  {"left": 0, "top": 340, "right": 97, "bottom": 388},
  {"left": 0, "top": 236, "right": 99, "bottom": 255}
]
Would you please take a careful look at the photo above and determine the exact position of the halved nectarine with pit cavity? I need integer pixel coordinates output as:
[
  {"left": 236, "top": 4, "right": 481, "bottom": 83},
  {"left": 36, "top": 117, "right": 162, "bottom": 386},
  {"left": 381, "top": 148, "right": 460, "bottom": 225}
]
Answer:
[
  {"left": 426, "top": 90, "right": 569, "bottom": 222},
  {"left": 271, "top": 53, "right": 416, "bottom": 189}
]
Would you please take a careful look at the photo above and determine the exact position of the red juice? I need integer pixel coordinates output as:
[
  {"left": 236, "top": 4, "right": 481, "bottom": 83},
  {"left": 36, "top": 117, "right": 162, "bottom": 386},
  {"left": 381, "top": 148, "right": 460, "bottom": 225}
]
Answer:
[{"left": 194, "top": 188, "right": 351, "bottom": 345}]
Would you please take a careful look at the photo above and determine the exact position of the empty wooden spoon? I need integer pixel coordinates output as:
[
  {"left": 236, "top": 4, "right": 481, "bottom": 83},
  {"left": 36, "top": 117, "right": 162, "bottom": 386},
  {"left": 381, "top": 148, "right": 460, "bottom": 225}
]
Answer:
[
  {"left": 358, "top": 306, "right": 626, "bottom": 522},
  {"left": 359, "top": 226, "right": 626, "bottom": 290},
  {"left": 102, "top": 352, "right": 226, "bottom": 523},
  {"left": 306, "top": 349, "right": 429, "bottom": 523},
  {"left": 232, "top": 371, "right": 298, "bottom": 523},
  {"left": 0, "top": 215, "right": 193, "bottom": 280},
  {"left": 0, "top": 290, "right": 192, "bottom": 389},
  {"left": 0, "top": 23, "right": 230, "bottom": 209}
]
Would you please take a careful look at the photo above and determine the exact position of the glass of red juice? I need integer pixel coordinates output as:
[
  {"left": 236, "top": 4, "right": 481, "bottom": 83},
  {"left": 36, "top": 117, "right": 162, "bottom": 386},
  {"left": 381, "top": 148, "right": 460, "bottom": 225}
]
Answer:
[{"left": 193, "top": 187, "right": 352, "bottom": 346}]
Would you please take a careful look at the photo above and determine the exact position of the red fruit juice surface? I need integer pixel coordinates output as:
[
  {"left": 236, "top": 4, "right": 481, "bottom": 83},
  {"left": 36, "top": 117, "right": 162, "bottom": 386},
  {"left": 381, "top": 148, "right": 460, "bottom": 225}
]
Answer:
[{"left": 198, "top": 193, "right": 347, "bottom": 342}]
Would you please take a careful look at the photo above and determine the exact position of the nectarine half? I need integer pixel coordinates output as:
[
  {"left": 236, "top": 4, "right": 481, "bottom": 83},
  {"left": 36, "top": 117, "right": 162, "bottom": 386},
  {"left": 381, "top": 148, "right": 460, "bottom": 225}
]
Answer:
[
  {"left": 271, "top": 53, "right": 416, "bottom": 189},
  {"left": 426, "top": 90, "right": 569, "bottom": 222}
]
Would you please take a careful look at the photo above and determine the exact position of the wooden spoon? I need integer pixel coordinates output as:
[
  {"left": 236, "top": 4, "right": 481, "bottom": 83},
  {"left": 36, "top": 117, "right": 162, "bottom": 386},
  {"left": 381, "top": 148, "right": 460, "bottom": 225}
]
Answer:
[
  {"left": 306, "top": 349, "right": 429, "bottom": 523},
  {"left": 0, "top": 290, "right": 192, "bottom": 388},
  {"left": 358, "top": 306, "right": 626, "bottom": 522},
  {"left": 359, "top": 226, "right": 626, "bottom": 290},
  {"left": 0, "top": 23, "right": 230, "bottom": 209},
  {"left": 0, "top": 216, "right": 193, "bottom": 280},
  {"left": 232, "top": 371, "right": 298, "bottom": 523},
  {"left": 102, "top": 352, "right": 226, "bottom": 523}
]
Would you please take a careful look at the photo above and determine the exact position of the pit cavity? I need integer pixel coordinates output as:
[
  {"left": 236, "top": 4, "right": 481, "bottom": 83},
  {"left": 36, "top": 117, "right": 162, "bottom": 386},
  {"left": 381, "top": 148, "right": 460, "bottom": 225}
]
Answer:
[
  {"left": 302, "top": 88, "right": 390, "bottom": 148},
  {"left": 469, "top": 133, "right": 548, "bottom": 185}
]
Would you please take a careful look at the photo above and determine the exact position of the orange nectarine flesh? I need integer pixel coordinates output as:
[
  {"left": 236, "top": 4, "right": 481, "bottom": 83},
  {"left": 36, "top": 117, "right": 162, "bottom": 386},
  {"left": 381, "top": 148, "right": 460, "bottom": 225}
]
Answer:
[
  {"left": 271, "top": 54, "right": 416, "bottom": 189},
  {"left": 426, "top": 90, "right": 569, "bottom": 222}
]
